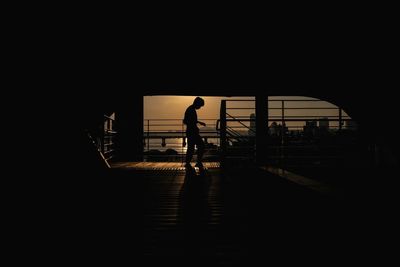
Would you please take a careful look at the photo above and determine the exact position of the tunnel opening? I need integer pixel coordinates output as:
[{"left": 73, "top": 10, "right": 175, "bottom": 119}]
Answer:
[
  {"left": 80, "top": 94, "right": 381, "bottom": 193},
  {"left": 80, "top": 90, "right": 399, "bottom": 198}
]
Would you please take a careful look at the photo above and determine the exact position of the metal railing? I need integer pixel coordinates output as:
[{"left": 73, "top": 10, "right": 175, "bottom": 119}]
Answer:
[
  {"left": 219, "top": 99, "right": 256, "bottom": 162},
  {"left": 89, "top": 114, "right": 117, "bottom": 163},
  {"left": 267, "top": 99, "right": 356, "bottom": 169},
  {"left": 141, "top": 98, "right": 359, "bottom": 169},
  {"left": 101, "top": 114, "right": 117, "bottom": 162},
  {"left": 219, "top": 98, "right": 359, "bottom": 170},
  {"left": 143, "top": 119, "right": 220, "bottom": 162}
]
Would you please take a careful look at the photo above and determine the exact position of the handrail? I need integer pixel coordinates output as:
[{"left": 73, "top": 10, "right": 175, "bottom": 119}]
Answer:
[
  {"left": 224, "top": 99, "right": 325, "bottom": 102},
  {"left": 143, "top": 118, "right": 221, "bottom": 162},
  {"left": 226, "top": 113, "right": 256, "bottom": 134},
  {"left": 142, "top": 98, "right": 356, "bottom": 164},
  {"left": 226, "top": 127, "right": 246, "bottom": 140},
  {"left": 218, "top": 98, "right": 357, "bottom": 167},
  {"left": 102, "top": 114, "right": 117, "bottom": 162}
]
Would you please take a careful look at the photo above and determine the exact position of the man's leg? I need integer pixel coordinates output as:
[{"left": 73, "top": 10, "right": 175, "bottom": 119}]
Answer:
[
  {"left": 195, "top": 135, "right": 205, "bottom": 164},
  {"left": 185, "top": 136, "right": 195, "bottom": 165}
]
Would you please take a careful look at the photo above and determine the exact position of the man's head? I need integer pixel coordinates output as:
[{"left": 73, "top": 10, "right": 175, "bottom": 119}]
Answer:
[{"left": 193, "top": 97, "right": 205, "bottom": 109}]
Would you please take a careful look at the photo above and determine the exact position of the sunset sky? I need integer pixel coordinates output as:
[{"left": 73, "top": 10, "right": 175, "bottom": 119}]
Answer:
[
  {"left": 143, "top": 95, "right": 352, "bottom": 153},
  {"left": 144, "top": 96, "right": 254, "bottom": 120},
  {"left": 144, "top": 96, "right": 348, "bottom": 123}
]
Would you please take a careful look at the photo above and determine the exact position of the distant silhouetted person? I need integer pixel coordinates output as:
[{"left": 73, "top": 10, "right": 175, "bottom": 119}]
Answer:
[
  {"left": 269, "top": 122, "right": 278, "bottom": 136},
  {"left": 183, "top": 97, "right": 206, "bottom": 168}
]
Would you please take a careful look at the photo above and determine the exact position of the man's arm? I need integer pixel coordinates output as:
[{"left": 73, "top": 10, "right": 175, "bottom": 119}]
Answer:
[{"left": 197, "top": 121, "right": 206, "bottom": 126}]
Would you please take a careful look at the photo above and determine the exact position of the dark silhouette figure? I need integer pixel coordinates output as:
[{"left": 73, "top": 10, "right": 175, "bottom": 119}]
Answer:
[
  {"left": 178, "top": 164, "right": 213, "bottom": 265},
  {"left": 183, "top": 97, "right": 206, "bottom": 168}
]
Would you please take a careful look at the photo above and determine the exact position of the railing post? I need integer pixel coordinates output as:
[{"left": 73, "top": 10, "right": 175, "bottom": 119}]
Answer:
[
  {"left": 281, "top": 100, "right": 285, "bottom": 144},
  {"left": 281, "top": 100, "right": 285, "bottom": 168},
  {"left": 182, "top": 121, "right": 184, "bottom": 163},
  {"left": 339, "top": 108, "right": 342, "bottom": 132},
  {"left": 220, "top": 100, "right": 227, "bottom": 164},
  {"left": 147, "top": 120, "right": 150, "bottom": 153},
  {"left": 256, "top": 95, "right": 268, "bottom": 165}
]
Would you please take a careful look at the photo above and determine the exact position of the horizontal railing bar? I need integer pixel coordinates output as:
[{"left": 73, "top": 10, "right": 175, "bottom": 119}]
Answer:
[
  {"left": 144, "top": 149, "right": 219, "bottom": 153},
  {"left": 268, "top": 107, "right": 339, "bottom": 110},
  {"left": 144, "top": 125, "right": 186, "bottom": 127},
  {"left": 144, "top": 125, "right": 217, "bottom": 127},
  {"left": 144, "top": 136, "right": 219, "bottom": 138},
  {"left": 268, "top": 118, "right": 353, "bottom": 121},
  {"left": 225, "top": 99, "right": 325, "bottom": 102},
  {"left": 145, "top": 149, "right": 185, "bottom": 151},
  {"left": 144, "top": 124, "right": 217, "bottom": 126},
  {"left": 144, "top": 132, "right": 219, "bottom": 134},
  {"left": 144, "top": 153, "right": 219, "bottom": 154},
  {"left": 144, "top": 119, "right": 217, "bottom": 121},
  {"left": 270, "top": 116, "right": 351, "bottom": 118},
  {"left": 266, "top": 156, "right": 343, "bottom": 159},
  {"left": 268, "top": 115, "right": 350, "bottom": 117},
  {"left": 268, "top": 148, "right": 348, "bottom": 150},
  {"left": 143, "top": 154, "right": 188, "bottom": 155},
  {"left": 144, "top": 150, "right": 219, "bottom": 152},
  {"left": 145, "top": 146, "right": 219, "bottom": 148},
  {"left": 225, "top": 119, "right": 252, "bottom": 122},
  {"left": 224, "top": 117, "right": 351, "bottom": 120},
  {"left": 144, "top": 129, "right": 352, "bottom": 134},
  {"left": 224, "top": 116, "right": 254, "bottom": 118},
  {"left": 144, "top": 130, "right": 219, "bottom": 133},
  {"left": 224, "top": 100, "right": 255, "bottom": 102},
  {"left": 144, "top": 122, "right": 352, "bottom": 125},
  {"left": 226, "top": 108, "right": 256, "bottom": 110},
  {"left": 144, "top": 137, "right": 219, "bottom": 139},
  {"left": 268, "top": 100, "right": 324, "bottom": 102}
]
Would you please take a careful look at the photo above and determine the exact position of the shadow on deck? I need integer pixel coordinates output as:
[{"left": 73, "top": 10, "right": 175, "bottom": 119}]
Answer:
[{"left": 102, "top": 161, "right": 373, "bottom": 265}]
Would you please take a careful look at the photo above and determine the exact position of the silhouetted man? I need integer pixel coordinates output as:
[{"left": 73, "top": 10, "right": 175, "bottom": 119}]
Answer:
[{"left": 183, "top": 97, "right": 206, "bottom": 168}]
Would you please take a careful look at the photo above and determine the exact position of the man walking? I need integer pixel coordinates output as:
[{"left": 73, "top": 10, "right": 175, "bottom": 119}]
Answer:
[{"left": 183, "top": 97, "right": 206, "bottom": 168}]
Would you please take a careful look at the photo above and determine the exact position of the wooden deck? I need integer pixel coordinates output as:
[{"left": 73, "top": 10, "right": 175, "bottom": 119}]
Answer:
[
  {"left": 111, "top": 161, "right": 220, "bottom": 170},
  {"left": 105, "top": 162, "right": 345, "bottom": 265}
]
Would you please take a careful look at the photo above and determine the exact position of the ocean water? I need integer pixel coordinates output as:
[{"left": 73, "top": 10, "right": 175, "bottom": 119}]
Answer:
[{"left": 144, "top": 138, "right": 219, "bottom": 154}]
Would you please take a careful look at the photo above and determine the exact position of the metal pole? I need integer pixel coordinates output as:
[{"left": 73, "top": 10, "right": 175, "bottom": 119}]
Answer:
[
  {"left": 147, "top": 120, "right": 150, "bottom": 154},
  {"left": 281, "top": 100, "right": 285, "bottom": 145},
  {"left": 256, "top": 95, "right": 268, "bottom": 165},
  {"left": 281, "top": 100, "right": 285, "bottom": 168},
  {"left": 220, "top": 100, "right": 227, "bottom": 164},
  {"left": 182, "top": 121, "right": 184, "bottom": 164}
]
